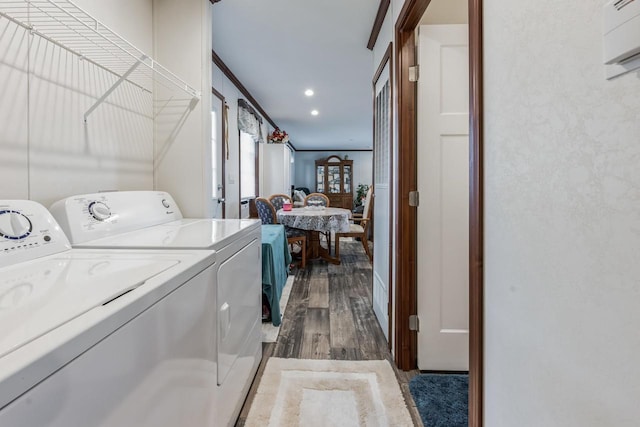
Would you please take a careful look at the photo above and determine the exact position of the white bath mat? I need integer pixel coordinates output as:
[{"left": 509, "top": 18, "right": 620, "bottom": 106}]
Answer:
[{"left": 244, "top": 358, "right": 413, "bottom": 426}]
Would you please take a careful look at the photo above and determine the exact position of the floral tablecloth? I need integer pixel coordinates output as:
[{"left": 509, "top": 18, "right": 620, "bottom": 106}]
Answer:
[{"left": 277, "top": 207, "right": 351, "bottom": 233}]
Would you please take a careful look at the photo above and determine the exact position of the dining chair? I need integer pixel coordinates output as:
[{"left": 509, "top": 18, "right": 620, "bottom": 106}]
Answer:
[
  {"left": 255, "top": 197, "right": 277, "bottom": 225},
  {"left": 303, "top": 193, "right": 330, "bottom": 207},
  {"left": 255, "top": 197, "right": 306, "bottom": 268},
  {"left": 335, "top": 186, "right": 373, "bottom": 262},
  {"left": 303, "top": 193, "right": 331, "bottom": 251},
  {"left": 268, "top": 194, "right": 292, "bottom": 212}
]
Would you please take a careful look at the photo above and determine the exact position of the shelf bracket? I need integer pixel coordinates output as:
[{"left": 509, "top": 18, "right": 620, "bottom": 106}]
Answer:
[{"left": 84, "top": 55, "right": 147, "bottom": 123}]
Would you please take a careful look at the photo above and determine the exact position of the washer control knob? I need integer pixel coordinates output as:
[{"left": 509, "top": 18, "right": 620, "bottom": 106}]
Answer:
[
  {"left": 162, "top": 199, "right": 170, "bottom": 209},
  {"left": 0, "top": 211, "right": 32, "bottom": 240},
  {"left": 88, "top": 202, "right": 111, "bottom": 221}
]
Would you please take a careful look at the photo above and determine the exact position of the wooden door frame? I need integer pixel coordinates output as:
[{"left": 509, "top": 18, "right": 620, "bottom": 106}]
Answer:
[{"left": 394, "top": 1, "right": 483, "bottom": 426}]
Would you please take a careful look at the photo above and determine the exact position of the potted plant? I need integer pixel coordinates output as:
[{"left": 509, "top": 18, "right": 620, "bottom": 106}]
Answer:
[{"left": 354, "top": 184, "right": 369, "bottom": 211}]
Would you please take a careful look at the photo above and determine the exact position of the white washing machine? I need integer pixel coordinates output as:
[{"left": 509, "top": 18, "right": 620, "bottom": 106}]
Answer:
[
  {"left": 50, "top": 191, "right": 262, "bottom": 427},
  {"left": 0, "top": 200, "right": 220, "bottom": 426}
]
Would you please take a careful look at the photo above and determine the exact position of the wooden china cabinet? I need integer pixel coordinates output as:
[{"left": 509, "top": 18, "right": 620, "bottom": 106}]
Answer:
[{"left": 315, "top": 155, "right": 353, "bottom": 209}]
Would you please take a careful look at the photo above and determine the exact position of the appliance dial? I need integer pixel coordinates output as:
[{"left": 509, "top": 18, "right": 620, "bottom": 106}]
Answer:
[
  {"left": 88, "top": 201, "right": 111, "bottom": 221},
  {"left": 0, "top": 210, "right": 32, "bottom": 240}
]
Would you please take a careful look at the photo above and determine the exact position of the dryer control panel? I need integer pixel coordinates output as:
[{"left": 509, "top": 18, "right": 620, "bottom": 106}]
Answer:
[{"left": 0, "top": 201, "right": 71, "bottom": 269}]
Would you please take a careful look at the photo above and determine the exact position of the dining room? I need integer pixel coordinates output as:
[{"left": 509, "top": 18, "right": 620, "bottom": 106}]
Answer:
[{"left": 254, "top": 182, "right": 374, "bottom": 313}]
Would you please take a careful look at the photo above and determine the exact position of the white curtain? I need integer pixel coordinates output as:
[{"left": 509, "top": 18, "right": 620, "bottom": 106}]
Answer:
[{"left": 237, "top": 99, "right": 264, "bottom": 144}]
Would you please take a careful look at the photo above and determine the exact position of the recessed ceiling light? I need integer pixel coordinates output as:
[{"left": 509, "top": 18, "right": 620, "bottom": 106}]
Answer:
[
  {"left": 311, "top": 110, "right": 319, "bottom": 116},
  {"left": 305, "top": 89, "right": 314, "bottom": 97}
]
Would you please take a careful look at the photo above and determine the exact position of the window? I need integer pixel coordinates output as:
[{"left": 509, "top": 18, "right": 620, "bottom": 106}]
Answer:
[
  {"left": 375, "top": 79, "right": 390, "bottom": 185},
  {"left": 240, "top": 131, "right": 257, "bottom": 199}
]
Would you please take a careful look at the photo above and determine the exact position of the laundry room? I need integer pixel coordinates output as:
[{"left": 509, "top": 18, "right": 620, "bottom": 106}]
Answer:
[{"left": 0, "top": 1, "right": 264, "bottom": 426}]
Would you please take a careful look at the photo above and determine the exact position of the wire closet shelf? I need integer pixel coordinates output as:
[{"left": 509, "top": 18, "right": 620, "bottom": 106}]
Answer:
[{"left": 0, "top": 0, "right": 201, "bottom": 120}]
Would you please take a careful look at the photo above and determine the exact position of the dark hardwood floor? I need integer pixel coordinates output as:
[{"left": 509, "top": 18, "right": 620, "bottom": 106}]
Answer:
[{"left": 235, "top": 242, "right": 423, "bottom": 426}]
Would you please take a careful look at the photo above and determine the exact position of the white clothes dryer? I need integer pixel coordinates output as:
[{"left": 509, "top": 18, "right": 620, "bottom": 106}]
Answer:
[
  {"left": 0, "top": 200, "right": 219, "bottom": 427},
  {"left": 50, "top": 191, "right": 262, "bottom": 427}
]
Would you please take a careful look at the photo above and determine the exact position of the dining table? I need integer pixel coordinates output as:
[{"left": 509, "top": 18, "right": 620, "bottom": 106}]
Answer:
[{"left": 277, "top": 206, "right": 352, "bottom": 265}]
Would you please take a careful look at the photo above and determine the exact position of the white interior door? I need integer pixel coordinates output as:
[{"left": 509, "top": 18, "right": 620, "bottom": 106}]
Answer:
[
  {"left": 373, "top": 63, "right": 391, "bottom": 340},
  {"left": 417, "top": 24, "right": 469, "bottom": 371},
  {"left": 211, "top": 94, "right": 224, "bottom": 218}
]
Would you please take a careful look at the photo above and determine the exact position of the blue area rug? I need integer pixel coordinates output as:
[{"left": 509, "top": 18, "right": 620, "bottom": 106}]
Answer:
[{"left": 409, "top": 373, "right": 468, "bottom": 427}]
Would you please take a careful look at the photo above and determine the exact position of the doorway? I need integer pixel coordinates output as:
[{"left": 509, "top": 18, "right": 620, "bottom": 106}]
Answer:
[
  {"left": 394, "top": 0, "right": 483, "bottom": 426},
  {"left": 211, "top": 87, "right": 226, "bottom": 218}
]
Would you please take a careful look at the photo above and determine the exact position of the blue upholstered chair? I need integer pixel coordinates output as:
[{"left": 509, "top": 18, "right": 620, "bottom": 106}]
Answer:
[
  {"left": 255, "top": 197, "right": 306, "bottom": 268},
  {"left": 255, "top": 197, "right": 277, "bottom": 225},
  {"left": 268, "top": 194, "right": 292, "bottom": 212}
]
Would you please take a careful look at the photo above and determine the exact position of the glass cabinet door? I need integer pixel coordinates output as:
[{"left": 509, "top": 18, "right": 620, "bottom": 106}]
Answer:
[
  {"left": 316, "top": 165, "right": 325, "bottom": 193},
  {"left": 328, "top": 164, "right": 341, "bottom": 193},
  {"left": 343, "top": 165, "right": 351, "bottom": 194}
]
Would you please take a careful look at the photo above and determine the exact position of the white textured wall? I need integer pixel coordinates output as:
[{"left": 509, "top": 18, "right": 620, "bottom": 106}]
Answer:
[
  {"left": 485, "top": 1, "right": 640, "bottom": 425},
  {"left": 153, "top": 0, "right": 212, "bottom": 218},
  {"left": 391, "top": 0, "right": 404, "bottom": 26},
  {"left": 77, "top": 0, "right": 153, "bottom": 53},
  {"left": 0, "top": 0, "right": 154, "bottom": 206},
  {"left": 373, "top": 8, "right": 393, "bottom": 69},
  {"left": 0, "top": 19, "right": 29, "bottom": 199}
]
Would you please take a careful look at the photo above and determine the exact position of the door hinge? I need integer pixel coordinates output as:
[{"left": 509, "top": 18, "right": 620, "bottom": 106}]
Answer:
[
  {"left": 409, "top": 315, "right": 419, "bottom": 332},
  {"left": 409, "top": 191, "right": 419, "bottom": 207},
  {"left": 409, "top": 65, "right": 419, "bottom": 82}
]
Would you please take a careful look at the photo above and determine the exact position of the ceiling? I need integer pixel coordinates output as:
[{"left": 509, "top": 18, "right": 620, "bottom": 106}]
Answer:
[{"left": 211, "top": 0, "right": 380, "bottom": 151}]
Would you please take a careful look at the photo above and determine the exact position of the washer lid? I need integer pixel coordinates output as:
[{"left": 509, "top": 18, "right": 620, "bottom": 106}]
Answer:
[
  {"left": 73, "top": 218, "right": 261, "bottom": 250},
  {"left": 0, "top": 252, "right": 179, "bottom": 359}
]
